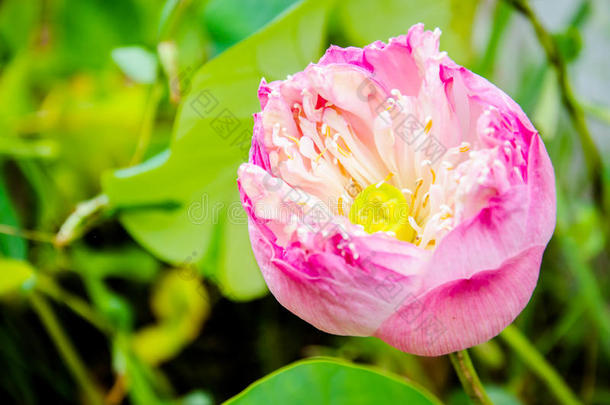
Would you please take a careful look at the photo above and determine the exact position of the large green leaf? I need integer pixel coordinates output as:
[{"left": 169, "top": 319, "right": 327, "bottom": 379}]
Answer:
[
  {"left": 102, "top": 0, "right": 334, "bottom": 301},
  {"left": 204, "top": 0, "right": 299, "bottom": 51},
  {"left": 224, "top": 358, "right": 442, "bottom": 405}
]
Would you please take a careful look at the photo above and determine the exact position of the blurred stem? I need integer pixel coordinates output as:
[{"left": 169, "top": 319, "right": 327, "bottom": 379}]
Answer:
[
  {"left": 581, "top": 331, "right": 598, "bottom": 403},
  {"left": 105, "top": 374, "right": 127, "bottom": 405},
  {"left": 36, "top": 275, "right": 116, "bottom": 335},
  {"left": 129, "top": 81, "right": 163, "bottom": 165},
  {"left": 448, "top": 349, "right": 493, "bottom": 405},
  {"left": 158, "top": 41, "right": 182, "bottom": 104},
  {"left": 0, "top": 223, "right": 55, "bottom": 243},
  {"left": 582, "top": 101, "right": 610, "bottom": 126},
  {"left": 505, "top": 0, "right": 609, "bottom": 218},
  {"left": 500, "top": 325, "right": 582, "bottom": 405},
  {"left": 31, "top": 293, "right": 104, "bottom": 405},
  {"left": 158, "top": 0, "right": 192, "bottom": 41},
  {"left": 55, "top": 193, "right": 109, "bottom": 248}
]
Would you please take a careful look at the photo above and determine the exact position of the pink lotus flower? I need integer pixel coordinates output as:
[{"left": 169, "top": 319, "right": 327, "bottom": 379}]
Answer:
[{"left": 237, "top": 24, "right": 556, "bottom": 356}]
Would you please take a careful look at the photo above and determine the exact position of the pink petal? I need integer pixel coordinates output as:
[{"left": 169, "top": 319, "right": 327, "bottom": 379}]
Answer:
[{"left": 374, "top": 245, "right": 545, "bottom": 356}]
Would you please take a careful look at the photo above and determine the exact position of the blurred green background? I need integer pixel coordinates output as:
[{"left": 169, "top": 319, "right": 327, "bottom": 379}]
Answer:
[{"left": 0, "top": 0, "right": 609, "bottom": 404}]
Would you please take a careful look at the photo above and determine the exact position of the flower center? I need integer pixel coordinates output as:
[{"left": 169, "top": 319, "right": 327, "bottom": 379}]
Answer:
[{"left": 348, "top": 182, "right": 415, "bottom": 242}]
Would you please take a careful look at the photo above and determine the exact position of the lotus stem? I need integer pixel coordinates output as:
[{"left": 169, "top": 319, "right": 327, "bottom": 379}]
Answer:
[{"left": 449, "top": 349, "right": 493, "bottom": 405}]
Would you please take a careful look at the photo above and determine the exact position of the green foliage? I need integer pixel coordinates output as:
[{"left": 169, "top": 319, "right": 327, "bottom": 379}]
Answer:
[
  {"left": 0, "top": 258, "right": 34, "bottom": 296},
  {"left": 553, "top": 28, "right": 582, "bottom": 62},
  {"left": 532, "top": 68, "right": 561, "bottom": 139},
  {"left": 0, "top": 0, "right": 40, "bottom": 54},
  {"left": 204, "top": 0, "right": 299, "bottom": 51},
  {"left": 0, "top": 174, "right": 26, "bottom": 259},
  {"left": 132, "top": 269, "right": 210, "bottom": 365},
  {"left": 225, "top": 358, "right": 442, "bottom": 405},
  {"left": 51, "top": 0, "right": 151, "bottom": 71},
  {"left": 448, "top": 385, "right": 523, "bottom": 405},
  {"left": 112, "top": 46, "right": 159, "bottom": 84}
]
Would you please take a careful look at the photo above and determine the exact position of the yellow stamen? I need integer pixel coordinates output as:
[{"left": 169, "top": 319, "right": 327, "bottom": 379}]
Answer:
[
  {"left": 334, "top": 134, "right": 352, "bottom": 155},
  {"left": 337, "top": 162, "right": 348, "bottom": 177},
  {"left": 336, "top": 143, "right": 351, "bottom": 157},
  {"left": 424, "top": 119, "right": 433, "bottom": 134},
  {"left": 459, "top": 145, "right": 470, "bottom": 153},
  {"left": 411, "top": 178, "right": 424, "bottom": 207},
  {"left": 429, "top": 167, "right": 436, "bottom": 184},
  {"left": 285, "top": 135, "right": 300, "bottom": 145},
  {"left": 422, "top": 193, "right": 430, "bottom": 208},
  {"left": 338, "top": 197, "right": 345, "bottom": 216},
  {"left": 314, "top": 146, "right": 328, "bottom": 163}
]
